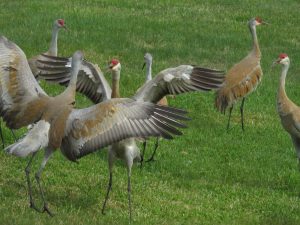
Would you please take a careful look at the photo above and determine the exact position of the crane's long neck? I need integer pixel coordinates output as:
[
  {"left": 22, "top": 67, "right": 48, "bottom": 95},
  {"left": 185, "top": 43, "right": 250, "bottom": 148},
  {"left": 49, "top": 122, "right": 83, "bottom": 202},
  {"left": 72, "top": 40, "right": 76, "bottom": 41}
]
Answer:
[
  {"left": 61, "top": 60, "right": 80, "bottom": 102},
  {"left": 249, "top": 24, "right": 261, "bottom": 57},
  {"left": 145, "top": 61, "right": 152, "bottom": 82},
  {"left": 111, "top": 70, "right": 120, "bottom": 98},
  {"left": 277, "top": 63, "right": 290, "bottom": 104},
  {"left": 47, "top": 26, "right": 59, "bottom": 56}
]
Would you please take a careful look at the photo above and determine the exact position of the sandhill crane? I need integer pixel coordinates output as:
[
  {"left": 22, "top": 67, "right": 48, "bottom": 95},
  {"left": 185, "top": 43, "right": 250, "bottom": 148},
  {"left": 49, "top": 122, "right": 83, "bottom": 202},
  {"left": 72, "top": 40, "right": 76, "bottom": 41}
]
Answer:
[
  {"left": 215, "top": 17, "right": 267, "bottom": 131},
  {"left": 0, "top": 36, "right": 188, "bottom": 216},
  {"left": 101, "top": 58, "right": 224, "bottom": 220},
  {"left": 273, "top": 53, "right": 300, "bottom": 164},
  {"left": 142, "top": 53, "right": 168, "bottom": 162},
  {"left": 37, "top": 56, "right": 224, "bottom": 220},
  {"left": 28, "top": 19, "right": 67, "bottom": 78}
]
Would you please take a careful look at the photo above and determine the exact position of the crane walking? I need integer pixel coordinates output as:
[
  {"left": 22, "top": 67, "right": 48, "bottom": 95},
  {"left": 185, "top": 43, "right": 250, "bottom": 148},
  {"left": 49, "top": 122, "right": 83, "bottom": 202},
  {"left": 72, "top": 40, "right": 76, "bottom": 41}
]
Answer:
[{"left": 215, "top": 17, "right": 267, "bottom": 131}]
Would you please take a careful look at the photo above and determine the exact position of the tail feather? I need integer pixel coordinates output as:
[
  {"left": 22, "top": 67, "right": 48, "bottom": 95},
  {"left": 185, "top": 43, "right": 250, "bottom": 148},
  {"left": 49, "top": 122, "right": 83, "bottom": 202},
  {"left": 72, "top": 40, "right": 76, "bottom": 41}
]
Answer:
[
  {"left": 215, "top": 69, "right": 262, "bottom": 113},
  {"left": 5, "top": 120, "right": 50, "bottom": 157}
]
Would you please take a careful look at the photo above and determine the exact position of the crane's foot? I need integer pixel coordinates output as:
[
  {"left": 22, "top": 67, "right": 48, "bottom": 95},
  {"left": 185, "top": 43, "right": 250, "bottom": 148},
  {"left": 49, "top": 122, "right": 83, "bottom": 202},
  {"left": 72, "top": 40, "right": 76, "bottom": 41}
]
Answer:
[
  {"left": 139, "top": 154, "right": 144, "bottom": 169},
  {"left": 30, "top": 202, "right": 42, "bottom": 213},
  {"left": 145, "top": 156, "right": 156, "bottom": 163},
  {"left": 43, "top": 203, "right": 54, "bottom": 217}
]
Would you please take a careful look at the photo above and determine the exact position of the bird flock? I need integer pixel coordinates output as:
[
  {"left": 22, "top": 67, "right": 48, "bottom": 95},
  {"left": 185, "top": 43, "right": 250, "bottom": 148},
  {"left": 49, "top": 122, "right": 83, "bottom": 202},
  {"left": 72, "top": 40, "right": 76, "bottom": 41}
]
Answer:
[{"left": 0, "top": 17, "right": 297, "bottom": 221}]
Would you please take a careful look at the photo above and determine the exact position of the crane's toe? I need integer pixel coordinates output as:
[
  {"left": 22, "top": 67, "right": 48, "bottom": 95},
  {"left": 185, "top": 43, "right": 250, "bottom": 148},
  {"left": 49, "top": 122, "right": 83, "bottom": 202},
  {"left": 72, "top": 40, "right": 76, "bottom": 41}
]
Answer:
[{"left": 43, "top": 203, "right": 54, "bottom": 217}]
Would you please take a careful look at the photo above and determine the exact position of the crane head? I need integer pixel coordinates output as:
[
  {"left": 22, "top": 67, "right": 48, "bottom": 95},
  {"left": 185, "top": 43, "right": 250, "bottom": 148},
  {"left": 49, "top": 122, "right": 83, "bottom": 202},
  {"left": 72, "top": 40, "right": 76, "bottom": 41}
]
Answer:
[
  {"left": 142, "top": 52, "right": 153, "bottom": 70},
  {"left": 277, "top": 53, "right": 289, "bottom": 65},
  {"left": 250, "top": 17, "right": 268, "bottom": 26},
  {"left": 71, "top": 50, "right": 84, "bottom": 66},
  {"left": 272, "top": 53, "right": 289, "bottom": 68},
  {"left": 56, "top": 19, "right": 67, "bottom": 30},
  {"left": 108, "top": 59, "right": 121, "bottom": 72}
]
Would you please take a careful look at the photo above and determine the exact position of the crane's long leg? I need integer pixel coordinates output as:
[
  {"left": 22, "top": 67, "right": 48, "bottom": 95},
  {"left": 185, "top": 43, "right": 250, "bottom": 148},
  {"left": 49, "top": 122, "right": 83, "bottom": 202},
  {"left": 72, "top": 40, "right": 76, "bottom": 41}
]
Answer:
[
  {"left": 226, "top": 106, "right": 234, "bottom": 131},
  {"left": 101, "top": 171, "right": 112, "bottom": 215},
  {"left": 140, "top": 141, "right": 147, "bottom": 169},
  {"left": 35, "top": 148, "right": 54, "bottom": 217},
  {"left": 146, "top": 137, "right": 159, "bottom": 162},
  {"left": 10, "top": 129, "right": 17, "bottom": 141},
  {"left": 127, "top": 168, "right": 132, "bottom": 222},
  {"left": 102, "top": 151, "right": 114, "bottom": 215},
  {"left": 240, "top": 98, "right": 246, "bottom": 131},
  {"left": 0, "top": 121, "right": 4, "bottom": 149},
  {"left": 25, "top": 152, "right": 41, "bottom": 212}
]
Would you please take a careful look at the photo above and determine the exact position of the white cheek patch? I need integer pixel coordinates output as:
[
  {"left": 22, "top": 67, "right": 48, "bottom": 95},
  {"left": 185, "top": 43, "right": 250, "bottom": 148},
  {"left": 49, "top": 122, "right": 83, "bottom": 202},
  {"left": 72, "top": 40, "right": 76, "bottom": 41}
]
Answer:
[{"left": 164, "top": 73, "right": 174, "bottom": 82}]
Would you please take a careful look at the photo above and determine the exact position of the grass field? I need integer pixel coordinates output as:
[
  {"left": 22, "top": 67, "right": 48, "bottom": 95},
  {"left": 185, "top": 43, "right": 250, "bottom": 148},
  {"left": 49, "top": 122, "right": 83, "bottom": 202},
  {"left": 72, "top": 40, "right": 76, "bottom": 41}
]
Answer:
[{"left": 1, "top": 0, "right": 300, "bottom": 224}]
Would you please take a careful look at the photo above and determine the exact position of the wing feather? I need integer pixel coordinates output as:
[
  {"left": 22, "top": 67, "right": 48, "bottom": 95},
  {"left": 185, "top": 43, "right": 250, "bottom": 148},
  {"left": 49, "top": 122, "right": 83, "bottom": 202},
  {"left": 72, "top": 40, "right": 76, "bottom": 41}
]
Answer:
[
  {"left": 0, "top": 36, "right": 48, "bottom": 128},
  {"left": 60, "top": 98, "right": 188, "bottom": 161},
  {"left": 38, "top": 55, "right": 112, "bottom": 103},
  {"left": 133, "top": 65, "right": 225, "bottom": 103}
]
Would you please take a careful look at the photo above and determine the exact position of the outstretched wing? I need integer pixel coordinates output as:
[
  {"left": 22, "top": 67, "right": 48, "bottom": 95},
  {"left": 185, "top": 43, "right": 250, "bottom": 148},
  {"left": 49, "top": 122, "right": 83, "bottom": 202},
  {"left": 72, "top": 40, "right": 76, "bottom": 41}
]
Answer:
[
  {"left": 60, "top": 98, "right": 189, "bottom": 161},
  {"left": 0, "top": 36, "right": 48, "bottom": 129},
  {"left": 37, "top": 54, "right": 112, "bottom": 103},
  {"left": 133, "top": 65, "right": 225, "bottom": 103}
]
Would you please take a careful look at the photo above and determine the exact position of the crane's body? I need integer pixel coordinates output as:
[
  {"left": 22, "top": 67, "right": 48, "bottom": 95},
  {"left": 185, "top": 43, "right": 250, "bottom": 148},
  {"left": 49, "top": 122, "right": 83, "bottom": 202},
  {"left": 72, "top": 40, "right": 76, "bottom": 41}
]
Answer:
[
  {"left": 215, "top": 17, "right": 266, "bottom": 130},
  {"left": 275, "top": 54, "right": 300, "bottom": 160}
]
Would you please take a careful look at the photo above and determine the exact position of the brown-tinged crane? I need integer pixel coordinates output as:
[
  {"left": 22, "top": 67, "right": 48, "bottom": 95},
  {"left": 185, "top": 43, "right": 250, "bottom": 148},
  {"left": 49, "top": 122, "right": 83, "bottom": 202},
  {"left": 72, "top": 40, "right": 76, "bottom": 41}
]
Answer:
[
  {"left": 273, "top": 53, "right": 300, "bottom": 165},
  {"left": 215, "top": 17, "right": 267, "bottom": 130}
]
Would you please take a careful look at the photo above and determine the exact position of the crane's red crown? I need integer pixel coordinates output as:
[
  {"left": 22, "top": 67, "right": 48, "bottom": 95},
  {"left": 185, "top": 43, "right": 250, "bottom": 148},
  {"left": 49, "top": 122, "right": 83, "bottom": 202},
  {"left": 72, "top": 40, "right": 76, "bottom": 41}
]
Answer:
[
  {"left": 255, "top": 17, "right": 262, "bottom": 23},
  {"left": 279, "top": 53, "right": 288, "bottom": 59},
  {"left": 111, "top": 59, "right": 119, "bottom": 66},
  {"left": 58, "top": 19, "right": 65, "bottom": 26}
]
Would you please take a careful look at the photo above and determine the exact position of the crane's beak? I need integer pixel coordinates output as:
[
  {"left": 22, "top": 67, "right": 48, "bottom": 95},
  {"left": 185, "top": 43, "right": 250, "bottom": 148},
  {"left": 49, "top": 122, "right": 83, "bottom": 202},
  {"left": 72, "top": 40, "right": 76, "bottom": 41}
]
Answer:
[
  {"left": 271, "top": 59, "right": 280, "bottom": 69},
  {"left": 106, "top": 63, "right": 113, "bottom": 73},
  {"left": 63, "top": 25, "right": 69, "bottom": 31},
  {"left": 142, "top": 62, "right": 146, "bottom": 70},
  {"left": 261, "top": 21, "right": 270, "bottom": 25}
]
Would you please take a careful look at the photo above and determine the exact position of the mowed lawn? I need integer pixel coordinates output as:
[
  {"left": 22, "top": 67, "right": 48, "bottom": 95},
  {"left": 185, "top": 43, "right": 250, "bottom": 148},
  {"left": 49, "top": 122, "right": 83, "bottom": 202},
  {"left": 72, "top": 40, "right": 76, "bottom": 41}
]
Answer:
[{"left": 1, "top": 0, "right": 300, "bottom": 224}]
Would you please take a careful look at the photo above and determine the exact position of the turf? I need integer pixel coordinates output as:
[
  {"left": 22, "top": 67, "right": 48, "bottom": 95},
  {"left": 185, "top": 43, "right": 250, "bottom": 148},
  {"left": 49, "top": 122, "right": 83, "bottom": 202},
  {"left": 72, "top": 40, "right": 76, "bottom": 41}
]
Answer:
[{"left": 1, "top": 0, "right": 300, "bottom": 224}]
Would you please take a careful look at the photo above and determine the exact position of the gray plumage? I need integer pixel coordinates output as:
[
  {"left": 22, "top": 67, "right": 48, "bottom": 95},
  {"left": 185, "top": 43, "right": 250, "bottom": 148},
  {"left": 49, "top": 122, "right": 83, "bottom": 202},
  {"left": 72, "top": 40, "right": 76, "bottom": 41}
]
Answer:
[{"left": 37, "top": 54, "right": 112, "bottom": 103}]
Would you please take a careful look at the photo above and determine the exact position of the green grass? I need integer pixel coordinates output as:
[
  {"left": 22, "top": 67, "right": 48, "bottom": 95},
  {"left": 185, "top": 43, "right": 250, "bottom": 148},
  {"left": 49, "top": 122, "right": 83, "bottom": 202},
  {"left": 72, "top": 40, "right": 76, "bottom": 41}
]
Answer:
[{"left": 1, "top": 0, "right": 300, "bottom": 224}]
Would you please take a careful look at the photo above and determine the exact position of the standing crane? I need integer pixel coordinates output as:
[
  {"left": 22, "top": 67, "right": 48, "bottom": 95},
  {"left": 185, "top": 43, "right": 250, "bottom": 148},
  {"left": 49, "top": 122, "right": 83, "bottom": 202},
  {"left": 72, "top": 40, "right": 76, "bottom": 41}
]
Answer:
[
  {"left": 0, "top": 19, "right": 67, "bottom": 148},
  {"left": 273, "top": 53, "right": 300, "bottom": 164},
  {"left": 102, "top": 59, "right": 224, "bottom": 220},
  {"left": 215, "top": 17, "right": 267, "bottom": 131},
  {"left": 1, "top": 36, "right": 188, "bottom": 216},
  {"left": 37, "top": 55, "right": 224, "bottom": 220},
  {"left": 142, "top": 52, "right": 168, "bottom": 162}
]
